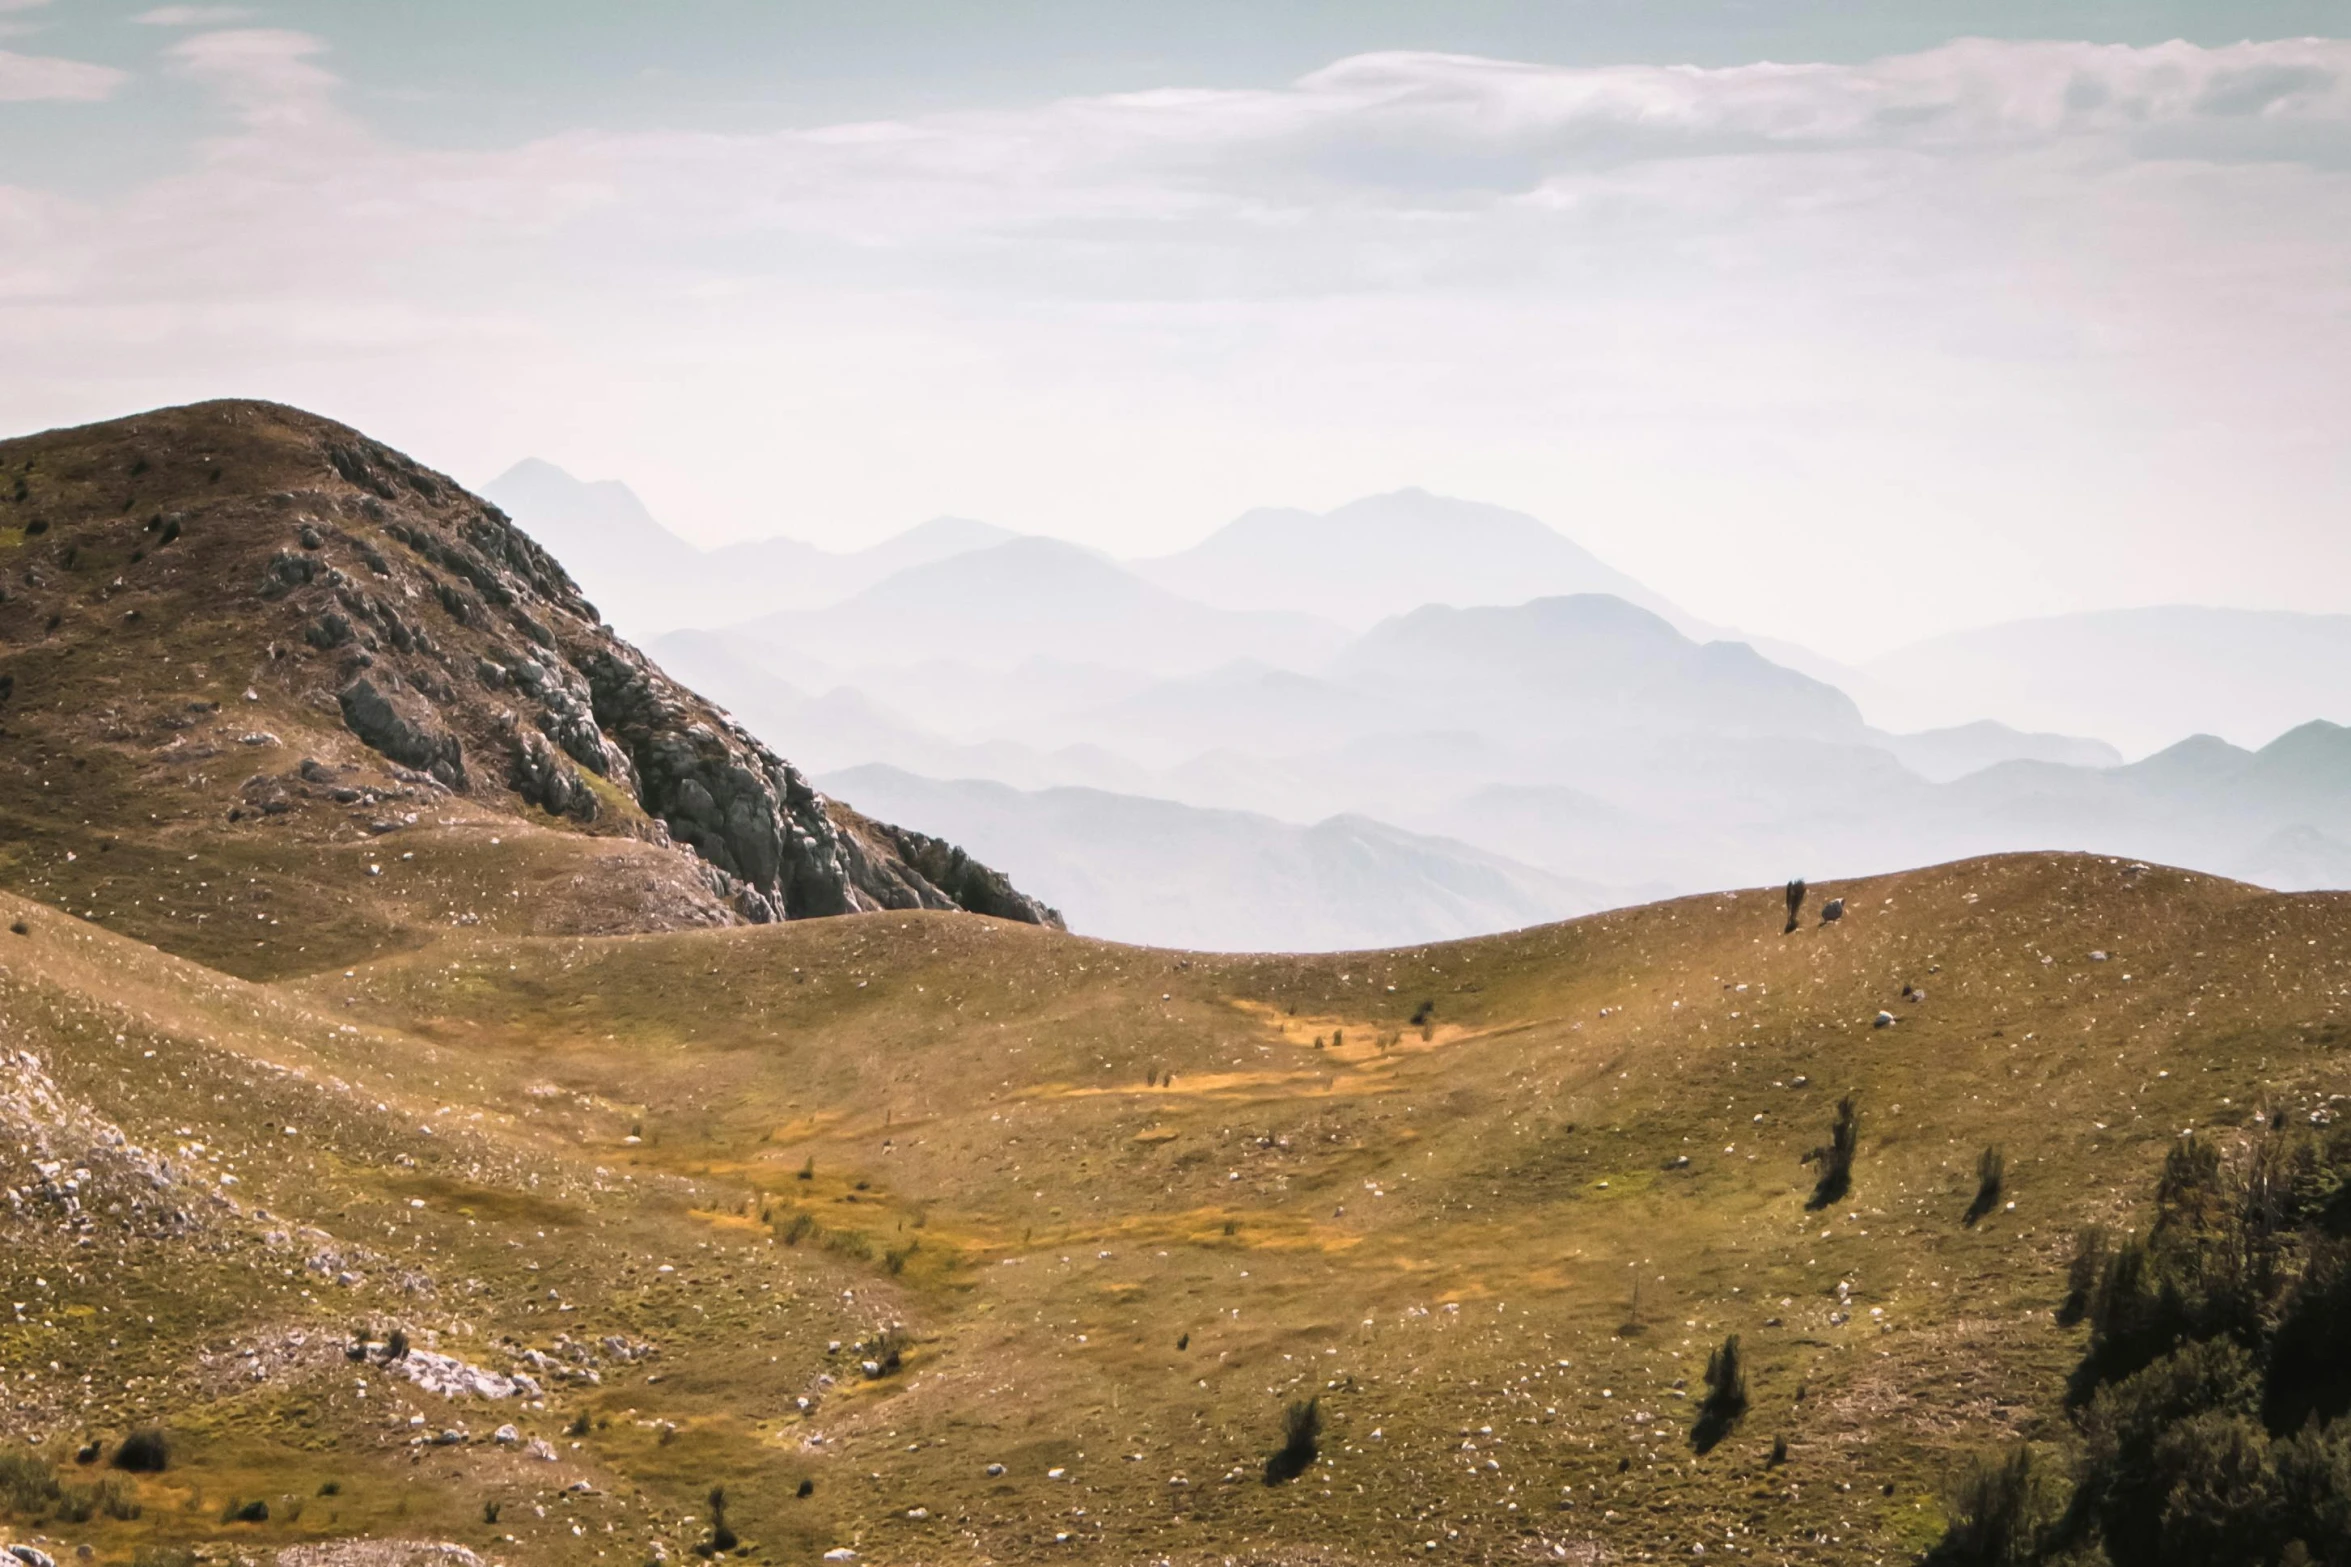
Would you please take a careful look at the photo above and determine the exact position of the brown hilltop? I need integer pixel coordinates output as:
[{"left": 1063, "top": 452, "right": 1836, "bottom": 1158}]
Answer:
[{"left": 0, "top": 398, "right": 1057, "bottom": 976}]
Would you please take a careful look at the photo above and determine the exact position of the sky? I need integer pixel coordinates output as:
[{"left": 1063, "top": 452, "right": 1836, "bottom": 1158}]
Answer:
[{"left": 5, "top": 2, "right": 2350, "bottom": 657}]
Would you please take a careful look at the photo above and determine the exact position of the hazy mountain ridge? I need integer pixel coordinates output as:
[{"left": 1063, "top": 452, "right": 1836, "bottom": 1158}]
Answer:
[
  {"left": 1861, "top": 603, "right": 2351, "bottom": 754},
  {"left": 487, "top": 460, "right": 2351, "bottom": 944},
  {"left": 483, "top": 458, "right": 1016, "bottom": 636},
  {"left": 818, "top": 763, "right": 1610, "bottom": 950}
]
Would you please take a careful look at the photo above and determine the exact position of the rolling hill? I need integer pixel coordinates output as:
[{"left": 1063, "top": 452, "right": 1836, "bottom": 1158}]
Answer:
[
  {"left": 0, "top": 844, "right": 2343, "bottom": 1566},
  {"left": 0, "top": 401, "right": 1057, "bottom": 982}
]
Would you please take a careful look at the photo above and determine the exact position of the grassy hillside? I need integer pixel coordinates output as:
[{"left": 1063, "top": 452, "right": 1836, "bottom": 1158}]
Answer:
[{"left": 0, "top": 850, "right": 2343, "bottom": 1565}]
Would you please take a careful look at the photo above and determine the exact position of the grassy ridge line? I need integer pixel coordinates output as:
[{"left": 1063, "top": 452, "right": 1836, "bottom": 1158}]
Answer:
[{"left": 0, "top": 851, "right": 2344, "bottom": 1564}]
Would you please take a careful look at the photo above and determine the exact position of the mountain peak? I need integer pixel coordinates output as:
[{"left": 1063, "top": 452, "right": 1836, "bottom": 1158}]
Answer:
[
  {"left": 1139, "top": 489, "right": 1680, "bottom": 628},
  {"left": 0, "top": 399, "right": 1057, "bottom": 976}
]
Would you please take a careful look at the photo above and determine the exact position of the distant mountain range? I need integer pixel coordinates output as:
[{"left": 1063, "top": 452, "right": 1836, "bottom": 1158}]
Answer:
[
  {"left": 1859, "top": 605, "right": 2351, "bottom": 755},
  {"left": 819, "top": 765, "right": 1607, "bottom": 951},
  {"left": 491, "top": 457, "right": 2351, "bottom": 946},
  {"left": 484, "top": 458, "right": 1014, "bottom": 634},
  {"left": 1134, "top": 489, "right": 1679, "bottom": 628}
]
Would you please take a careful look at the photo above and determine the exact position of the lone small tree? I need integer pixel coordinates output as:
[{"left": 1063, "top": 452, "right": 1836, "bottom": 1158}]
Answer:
[
  {"left": 1805, "top": 1095, "right": 1860, "bottom": 1210},
  {"left": 1691, "top": 1334, "right": 1749, "bottom": 1453},
  {"left": 1964, "top": 1146, "right": 2005, "bottom": 1226},
  {"left": 1262, "top": 1397, "right": 1322, "bottom": 1484},
  {"left": 1784, "top": 879, "right": 1807, "bottom": 934},
  {"left": 704, "top": 1485, "right": 738, "bottom": 1555}
]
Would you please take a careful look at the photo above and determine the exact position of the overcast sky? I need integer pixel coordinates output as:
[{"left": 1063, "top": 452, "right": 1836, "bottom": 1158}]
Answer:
[{"left": 6, "top": 2, "right": 2349, "bottom": 656}]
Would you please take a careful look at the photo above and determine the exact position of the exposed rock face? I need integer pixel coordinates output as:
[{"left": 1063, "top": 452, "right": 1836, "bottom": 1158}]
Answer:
[
  {"left": 338, "top": 675, "right": 467, "bottom": 790},
  {"left": 0, "top": 400, "right": 1059, "bottom": 932}
]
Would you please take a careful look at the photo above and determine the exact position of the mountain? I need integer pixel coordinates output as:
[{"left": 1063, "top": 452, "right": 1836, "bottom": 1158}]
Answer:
[
  {"left": 1137, "top": 487, "right": 1681, "bottom": 627},
  {"left": 1331, "top": 594, "right": 1867, "bottom": 742},
  {"left": 729, "top": 536, "right": 1352, "bottom": 677},
  {"left": 483, "top": 457, "right": 1014, "bottom": 635},
  {"left": 818, "top": 764, "right": 1608, "bottom": 949},
  {"left": 0, "top": 400, "right": 1057, "bottom": 980},
  {"left": 1872, "top": 719, "right": 2124, "bottom": 783},
  {"left": 1864, "top": 604, "right": 2351, "bottom": 755},
  {"left": 0, "top": 840, "right": 2343, "bottom": 1565}
]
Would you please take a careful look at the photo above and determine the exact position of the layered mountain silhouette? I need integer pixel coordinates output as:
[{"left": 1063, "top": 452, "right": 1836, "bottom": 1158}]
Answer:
[
  {"left": 484, "top": 457, "right": 1014, "bottom": 636},
  {"left": 479, "top": 457, "right": 2351, "bottom": 945},
  {"left": 1861, "top": 604, "right": 2351, "bottom": 754},
  {"left": 1135, "top": 488, "right": 1679, "bottom": 627}
]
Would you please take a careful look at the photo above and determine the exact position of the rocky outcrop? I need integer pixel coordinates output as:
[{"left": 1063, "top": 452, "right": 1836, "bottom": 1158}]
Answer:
[
  {"left": 838, "top": 806, "right": 1064, "bottom": 926},
  {"left": 338, "top": 675, "right": 468, "bottom": 790}
]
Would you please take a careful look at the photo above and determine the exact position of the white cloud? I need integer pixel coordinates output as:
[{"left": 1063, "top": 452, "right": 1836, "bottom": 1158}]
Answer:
[
  {"left": 134, "top": 6, "right": 258, "bottom": 25},
  {"left": 0, "top": 47, "right": 124, "bottom": 101},
  {"left": 3, "top": 37, "right": 2350, "bottom": 652},
  {"left": 164, "top": 28, "right": 336, "bottom": 128},
  {"left": 0, "top": 1, "right": 51, "bottom": 13}
]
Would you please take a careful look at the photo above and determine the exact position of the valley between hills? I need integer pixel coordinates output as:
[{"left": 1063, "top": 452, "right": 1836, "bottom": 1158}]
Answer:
[{"left": 0, "top": 403, "right": 2345, "bottom": 1567}]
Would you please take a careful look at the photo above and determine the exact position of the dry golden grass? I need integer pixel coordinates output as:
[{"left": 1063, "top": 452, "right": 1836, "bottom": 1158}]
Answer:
[{"left": 0, "top": 850, "right": 2340, "bottom": 1565}]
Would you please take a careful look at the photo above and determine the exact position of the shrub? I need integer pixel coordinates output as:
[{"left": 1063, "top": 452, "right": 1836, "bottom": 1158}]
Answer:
[
  {"left": 0, "top": 1449, "right": 60, "bottom": 1513},
  {"left": 380, "top": 1328, "right": 410, "bottom": 1363},
  {"left": 705, "top": 1485, "right": 738, "bottom": 1554},
  {"left": 1805, "top": 1095, "right": 1859, "bottom": 1210},
  {"left": 222, "top": 1497, "right": 270, "bottom": 1522},
  {"left": 113, "top": 1429, "right": 171, "bottom": 1474},
  {"left": 1923, "top": 1446, "right": 2058, "bottom": 1567},
  {"left": 1783, "top": 878, "right": 1806, "bottom": 934},
  {"left": 780, "top": 1210, "right": 814, "bottom": 1246},
  {"left": 1263, "top": 1397, "right": 1321, "bottom": 1485},
  {"left": 1966, "top": 1146, "right": 2006, "bottom": 1226},
  {"left": 2058, "top": 1225, "right": 2111, "bottom": 1326},
  {"left": 1691, "top": 1334, "right": 1748, "bottom": 1453}
]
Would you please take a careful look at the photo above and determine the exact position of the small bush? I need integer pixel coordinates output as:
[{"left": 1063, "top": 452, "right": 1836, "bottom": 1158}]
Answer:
[
  {"left": 705, "top": 1485, "right": 738, "bottom": 1555},
  {"left": 798, "top": 1157, "right": 814, "bottom": 1181},
  {"left": 1805, "top": 1095, "right": 1860, "bottom": 1210},
  {"left": 780, "top": 1210, "right": 814, "bottom": 1246},
  {"left": 2058, "top": 1225, "right": 2111, "bottom": 1326},
  {"left": 484, "top": 1499, "right": 502, "bottom": 1524},
  {"left": 1784, "top": 878, "right": 1806, "bottom": 933},
  {"left": 883, "top": 1240, "right": 918, "bottom": 1274},
  {"left": 1767, "top": 1435, "right": 1788, "bottom": 1467},
  {"left": 0, "top": 1449, "right": 60, "bottom": 1513},
  {"left": 380, "top": 1328, "right": 410, "bottom": 1363},
  {"left": 222, "top": 1497, "right": 270, "bottom": 1522},
  {"left": 1691, "top": 1334, "right": 1749, "bottom": 1453},
  {"left": 113, "top": 1429, "right": 171, "bottom": 1474},
  {"left": 1966, "top": 1146, "right": 2006, "bottom": 1226},
  {"left": 1263, "top": 1397, "right": 1322, "bottom": 1484}
]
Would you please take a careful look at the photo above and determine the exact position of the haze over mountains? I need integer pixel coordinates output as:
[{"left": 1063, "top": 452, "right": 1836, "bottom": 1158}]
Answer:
[{"left": 487, "top": 460, "right": 2351, "bottom": 948}]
